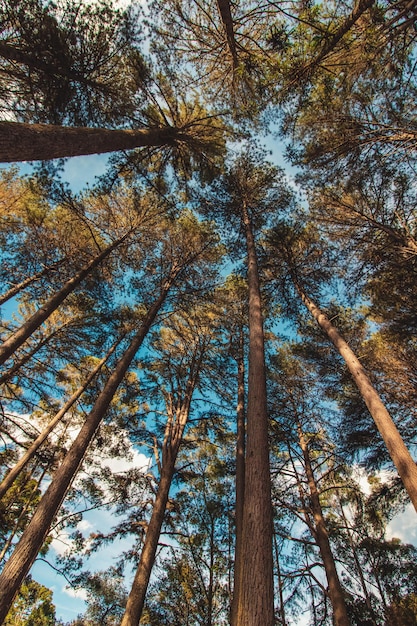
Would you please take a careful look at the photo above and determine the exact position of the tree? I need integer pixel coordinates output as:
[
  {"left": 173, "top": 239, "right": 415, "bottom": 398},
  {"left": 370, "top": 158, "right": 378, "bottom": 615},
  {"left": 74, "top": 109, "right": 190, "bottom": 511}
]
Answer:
[
  {"left": 0, "top": 0, "right": 146, "bottom": 126},
  {"left": 4, "top": 575, "right": 55, "bottom": 626},
  {"left": 0, "top": 211, "right": 221, "bottom": 622},
  {"left": 200, "top": 149, "right": 292, "bottom": 625},
  {"left": 267, "top": 221, "right": 417, "bottom": 512},
  {"left": 121, "top": 304, "right": 222, "bottom": 625}
]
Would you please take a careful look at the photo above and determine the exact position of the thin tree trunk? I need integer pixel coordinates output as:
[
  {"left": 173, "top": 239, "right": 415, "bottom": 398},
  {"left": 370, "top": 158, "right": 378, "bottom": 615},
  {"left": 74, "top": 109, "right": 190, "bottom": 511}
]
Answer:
[
  {"left": 120, "top": 458, "right": 176, "bottom": 626},
  {"left": 0, "top": 230, "right": 131, "bottom": 366},
  {"left": 0, "top": 468, "right": 47, "bottom": 564},
  {"left": 231, "top": 327, "right": 245, "bottom": 626},
  {"left": 273, "top": 532, "right": 287, "bottom": 626},
  {"left": 0, "top": 278, "right": 174, "bottom": 622},
  {"left": 337, "top": 498, "right": 377, "bottom": 625},
  {"left": 0, "top": 320, "right": 73, "bottom": 385},
  {"left": 295, "top": 0, "right": 376, "bottom": 82},
  {"left": 296, "top": 282, "right": 417, "bottom": 512},
  {"left": 0, "top": 259, "right": 66, "bottom": 306},
  {"left": 121, "top": 351, "right": 203, "bottom": 626},
  {"left": 0, "top": 337, "right": 122, "bottom": 499},
  {"left": 297, "top": 424, "right": 350, "bottom": 626},
  {"left": 0, "top": 121, "right": 181, "bottom": 162},
  {"left": 237, "top": 203, "right": 274, "bottom": 626}
]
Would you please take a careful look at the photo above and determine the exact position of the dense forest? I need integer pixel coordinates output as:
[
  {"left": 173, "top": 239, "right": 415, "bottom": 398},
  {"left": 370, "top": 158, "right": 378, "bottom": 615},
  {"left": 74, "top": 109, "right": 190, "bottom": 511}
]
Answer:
[{"left": 0, "top": 0, "right": 417, "bottom": 624}]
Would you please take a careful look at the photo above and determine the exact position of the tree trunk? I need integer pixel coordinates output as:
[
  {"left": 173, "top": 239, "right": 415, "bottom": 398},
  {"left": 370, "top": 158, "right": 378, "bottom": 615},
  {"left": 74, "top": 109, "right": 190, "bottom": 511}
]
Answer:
[
  {"left": 0, "top": 259, "right": 66, "bottom": 306},
  {"left": 0, "top": 280, "right": 174, "bottom": 623},
  {"left": 121, "top": 350, "right": 203, "bottom": 625},
  {"left": 216, "top": 0, "right": 239, "bottom": 68},
  {"left": 296, "top": 282, "right": 417, "bottom": 512},
  {"left": 120, "top": 457, "right": 176, "bottom": 626},
  {"left": 0, "top": 230, "right": 131, "bottom": 366},
  {"left": 0, "top": 337, "right": 122, "bottom": 499},
  {"left": 0, "top": 121, "right": 181, "bottom": 162},
  {"left": 237, "top": 204, "right": 274, "bottom": 626},
  {"left": 230, "top": 327, "right": 245, "bottom": 626},
  {"left": 297, "top": 425, "right": 350, "bottom": 626}
]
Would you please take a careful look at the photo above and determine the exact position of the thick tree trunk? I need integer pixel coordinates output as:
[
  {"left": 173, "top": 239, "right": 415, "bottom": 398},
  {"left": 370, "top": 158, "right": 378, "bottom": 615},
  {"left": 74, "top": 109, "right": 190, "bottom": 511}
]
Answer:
[
  {"left": 297, "top": 425, "right": 350, "bottom": 626},
  {"left": 296, "top": 283, "right": 417, "bottom": 513},
  {"left": 216, "top": 0, "right": 239, "bottom": 68},
  {"left": 237, "top": 204, "right": 274, "bottom": 626},
  {"left": 0, "top": 337, "right": 122, "bottom": 499},
  {"left": 0, "top": 230, "right": 131, "bottom": 366},
  {"left": 0, "top": 281, "right": 173, "bottom": 622},
  {"left": 0, "top": 122, "right": 181, "bottom": 163},
  {"left": 230, "top": 327, "right": 245, "bottom": 626}
]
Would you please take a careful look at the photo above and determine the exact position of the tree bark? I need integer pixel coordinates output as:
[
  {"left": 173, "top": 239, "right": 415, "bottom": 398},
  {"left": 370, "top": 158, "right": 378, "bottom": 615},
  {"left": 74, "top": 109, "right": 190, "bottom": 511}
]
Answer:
[
  {"left": 0, "top": 279, "right": 174, "bottom": 623},
  {"left": 121, "top": 348, "right": 203, "bottom": 625},
  {"left": 120, "top": 458, "right": 175, "bottom": 626},
  {"left": 236, "top": 204, "right": 274, "bottom": 626},
  {"left": 216, "top": 0, "right": 239, "bottom": 68},
  {"left": 296, "top": 282, "right": 417, "bottom": 513},
  {"left": 0, "top": 230, "right": 131, "bottom": 366},
  {"left": 0, "top": 122, "right": 181, "bottom": 163},
  {"left": 0, "top": 258, "right": 66, "bottom": 306},
  {"left": 297, "top": 424, "right": 350, "bottom": 626},
  {"left": 0, "top": 337, "right": 122, "bottom": 499},
  {"left": 230, "top": 327, "right": 245, "bottom": 626}
]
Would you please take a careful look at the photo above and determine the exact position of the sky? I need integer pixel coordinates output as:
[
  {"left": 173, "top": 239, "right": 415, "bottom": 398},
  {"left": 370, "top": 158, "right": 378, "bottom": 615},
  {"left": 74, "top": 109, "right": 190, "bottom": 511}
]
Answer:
[{"left": 2, "top": 136, "right": 417, "bottom": 623}]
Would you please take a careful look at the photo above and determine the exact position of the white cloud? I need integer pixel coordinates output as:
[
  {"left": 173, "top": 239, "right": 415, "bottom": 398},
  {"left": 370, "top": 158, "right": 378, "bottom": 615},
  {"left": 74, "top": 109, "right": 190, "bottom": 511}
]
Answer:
[
  {"left": 386, "top": 503, "right": 417, "bottom": 546},
  {"left": 101, "top": 448, "right": 150, "bottom": 474},
  {"left": 63, "top": 585, "right": 88, "bottom": 601}
]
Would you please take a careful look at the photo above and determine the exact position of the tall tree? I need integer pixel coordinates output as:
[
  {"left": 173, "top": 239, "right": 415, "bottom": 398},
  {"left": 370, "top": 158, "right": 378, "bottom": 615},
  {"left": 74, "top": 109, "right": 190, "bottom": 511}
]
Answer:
[{"left": 0, "top": 211, "right": 221, "bottom": 621}]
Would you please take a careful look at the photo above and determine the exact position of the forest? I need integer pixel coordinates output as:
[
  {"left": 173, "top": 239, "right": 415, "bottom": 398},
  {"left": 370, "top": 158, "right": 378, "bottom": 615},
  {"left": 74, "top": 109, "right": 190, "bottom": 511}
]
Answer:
[{"left": 0, "top": 0, "right": 417, "bottom": 624}]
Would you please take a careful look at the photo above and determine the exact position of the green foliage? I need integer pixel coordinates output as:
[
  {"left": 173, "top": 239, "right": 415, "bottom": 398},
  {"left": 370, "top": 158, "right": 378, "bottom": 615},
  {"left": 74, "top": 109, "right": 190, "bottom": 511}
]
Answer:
[{"left": 4, "top": 575, "right": 55, "bottom": 625}]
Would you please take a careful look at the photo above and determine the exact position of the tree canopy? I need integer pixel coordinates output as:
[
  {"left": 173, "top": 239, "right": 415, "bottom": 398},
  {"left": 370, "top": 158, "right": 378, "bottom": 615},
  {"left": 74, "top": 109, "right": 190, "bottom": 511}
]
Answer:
[{"left": 1, "top": 1, "right": 417, "bottom": 625}]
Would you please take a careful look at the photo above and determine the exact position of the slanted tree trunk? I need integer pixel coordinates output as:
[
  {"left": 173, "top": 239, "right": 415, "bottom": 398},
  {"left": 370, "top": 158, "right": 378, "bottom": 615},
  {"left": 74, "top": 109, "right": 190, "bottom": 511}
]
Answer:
[
  {"left": 296, "top": 0, "right": 376, "bottom": 82},
  {"left": 295, "top": 281, "right": 417, "bottom": 513},
  {"left": 121, "top": 352, "right": 202, "bottom": 626},
  {"left": 0, "top": 337, "right": 122, "bottom": 500},
  {"left": 0, "top": 258, "right": 67, "bottom": 306},
  {"left": 0, "top": 229, "right": 132, "bottom": 366},
  {"left": 0, "top": 275, "right": 176, "bottom": 623},
  {"left": 236, "top": 203, "right": 274, "bottom": 626},
  {"left": 297, "top": 424, "right": 350, "bottom": 626},
  {"left": 0, "top": 121, "right": 181, "bottom": 162},
  {"left": 230, "top": 327, "right": 245, "bottom": 626}
]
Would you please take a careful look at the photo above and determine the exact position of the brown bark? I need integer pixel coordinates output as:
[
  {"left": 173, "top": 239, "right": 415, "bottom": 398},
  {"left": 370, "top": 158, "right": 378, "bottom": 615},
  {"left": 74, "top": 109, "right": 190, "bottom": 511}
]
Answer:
[
  {"left": 236, "top": 204, "right": 274, "bottom": 626},
  {"left": 297, "top": 425, "right": 350, "bottom": 626},
  {"left": 296, "top": 283, "right": 417, "bottom": 513},
  {"left": 0, "top": 230, "right": 132, "bottom": 366},
  {"left": 0, "top": 337, "right": 122, "bottom": 500},
  {"left": 216, "top": 0, "right": 239, "bottom": 68},
  {"left": 230, "top": 327, "right": 245, "bottom": 626},
  {"left": 291, "top": 0, "right": 376, "bottom": 84},
  {"left": 0, "top": 122, "right": 181, "bottom": 163},
  {"left": 121, "top": 350, "right": 202, "bottom": 625},
  {"left": 0, "top": 278, "right": 174, "bottom": 623},
  {"left": 0, "top": 258, "right": 66, "bottom": 306}
]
